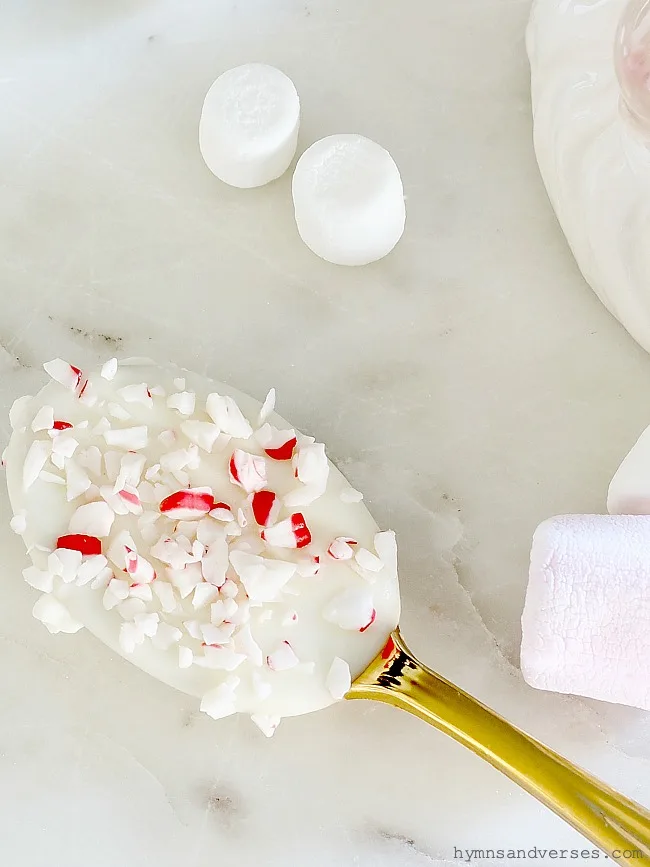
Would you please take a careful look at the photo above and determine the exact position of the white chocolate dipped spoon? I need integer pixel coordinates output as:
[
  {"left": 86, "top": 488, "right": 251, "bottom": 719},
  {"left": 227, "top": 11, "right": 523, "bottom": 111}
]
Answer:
[{"left": 3, "top": 358, "right": 649, "bottom": 862}]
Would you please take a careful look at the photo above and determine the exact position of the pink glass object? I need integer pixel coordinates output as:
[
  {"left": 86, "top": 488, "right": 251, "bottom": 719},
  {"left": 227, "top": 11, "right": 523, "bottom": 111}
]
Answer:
[{"left": 616, "top": 0, "right": 650, "bottom": 134}]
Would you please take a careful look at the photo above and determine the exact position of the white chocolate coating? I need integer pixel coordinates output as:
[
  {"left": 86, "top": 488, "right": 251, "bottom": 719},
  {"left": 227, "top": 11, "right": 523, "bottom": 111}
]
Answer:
[
  {"left": 4, "top": 359, "right": 400, "bottom": 731},
  {"left": 199, "top": 63, "right": 300, "bottom": 189},
  {"left": 292, "top": 134, "right": 406, "bottom": 266}
]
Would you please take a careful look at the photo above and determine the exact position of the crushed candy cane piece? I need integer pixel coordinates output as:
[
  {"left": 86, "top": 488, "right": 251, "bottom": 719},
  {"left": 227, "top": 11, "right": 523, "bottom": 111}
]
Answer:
[
  {"left": 10, "top": 511, "right": 27, "bottom": 535},
  {"left": 153, "top": 623, "right": 183, "bottom": 650},
  {"left": 78, "top": 445, "right": 102, "bottom": 478},
  {"left": 49, "top": 548, "right": 83, "bottom": 583},
  {"left": 251, "top": 490, "right": 280, "bottom": 527},
  {"left": 178, "top": 646, "right": 193, "bottom": 668},
  {"left": 23, "top": 440, "right": 51, "bottom": 489},
  {"left": 192, "top": 582, "right": 219, "bottom": 609},
  {"left": 235, "top": 624, "right": 263, "bottom": 666},
  {"left": 125, "top": 548, "right": 156, "bottom": 584},
  {"left": 258, "top": 388, "right": 276, "bottom": 425},
  {"left": 43, "top": 358, "right": 82, "bottom": 390},
  {"left": 326, "top": 657, "right": 351, "bottom": 699},
  {"left": 167, "top": 391, "right": 196, "bottom": 415},
  {"left": 75, "top": 555, "right": 109, "bottom": 586},
  {"left": 23, "top": 566, "right": 54, "bottom": 593},
  {"left": 180, "top": 419, "right": 221, "bottom": 452},
  {"left": 104, "top": 426, "right": 148, "bottom": 450},
  {"left": 359, "top": 608, "right": 376, "bottom": 632},
  {"left": 327, "top": 537, "right": 357, "bottom": 560},
  {"left": 267, "top": 640, "right": 299, "bottom": 671},
  {"left": 323, "top": 587, "right": 375, "bottom": 631},
  {"left": 108, "top": 402, "right": 131, "bottom": 421},
  {"left": 52, "top": 420, "right": 73, "bottom": 431},
  {"left": 206, "top": 393, "right": 252, "bottom": 439},
  {"left": 159, "top": 489, "right": 214, "bottom": 520},
  {"left": 200, "top": 675, "right": 240, "bottom": 719},
  {"left": 51, "top": 434, "right": 78, "bottom": 459},
  {"left": 120, "top": 621, "right": 144, "bottom": 653},
  {"left": 10, "top": 394, "right": 33, "bottom": 430},
  {"left": 197, "top": 645, "right": 246, "bottom": 671},
  {"left": 340, "top": 488, "right": 363, "bottom": 503},
  {"left": 101, "top": 358, "right": 118, "bottom": 380},
  {"left": 118, "top": 383, "right": 153, "bottom": 407},
  {"left": 229, "top": 550, "right": 296, "bottom": 602},
  {"left": 296, "top": 555, "right": 320, "bottom": 577},
  {"left": 210, "top": 503, "right": 234, "bottom": 522},
  {"left": 65, "top": 460, "right": 91, "bottom": 501},
  {"left": 261, "top": 513, "right": 311, "bottom": 549},
  {"left": 69, "top": 501, "right": 115, "bottom": 537},
  {"left": 229, "top": 449, "right": 267, "bottom": 493},
  {"left": 31, "top": 405, "right": 54, "bottom": 432},
  {"left": 33, "top": 595, "right": 83, "bottom": 634},
  {"left": 168, "top": 562, "right": 203, "bottom": 598},
  {"left": 56, "top": 533, "right": 102, "bottom": 556},
  {"left": 251, "top": 714, "right": 281, "bottom": 737},
  {"left": 355, "top": 548, "right": 384, "bottom": 572},
  {"left": 153, "top": 581, "right": 177, "bottom": 613}
]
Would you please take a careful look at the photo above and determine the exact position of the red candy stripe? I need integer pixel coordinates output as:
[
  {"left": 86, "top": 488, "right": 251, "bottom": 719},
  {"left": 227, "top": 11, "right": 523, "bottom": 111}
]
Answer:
[{"left": 56, "top": 534, "right": 102, "bottom": 555}]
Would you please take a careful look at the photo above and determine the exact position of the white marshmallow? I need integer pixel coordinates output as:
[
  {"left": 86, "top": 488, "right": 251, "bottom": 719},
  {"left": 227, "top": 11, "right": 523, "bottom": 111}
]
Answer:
[
  {"left": 521, "top": 514, "right": 650, "bottom": 711},
  {"left": 199, "top": 63, "right": 300, "bottom": 189},
  {"left": 607, "top": 423, "right": 650, "bottom": 515},
  {"left": 292, "top": 134, "right": 405, "bottom": 266}
]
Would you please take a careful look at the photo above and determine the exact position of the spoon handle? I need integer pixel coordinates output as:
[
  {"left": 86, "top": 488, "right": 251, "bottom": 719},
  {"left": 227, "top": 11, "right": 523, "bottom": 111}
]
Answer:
[{"left": 347, "top": 629, "right": 650, "bottom": 864}]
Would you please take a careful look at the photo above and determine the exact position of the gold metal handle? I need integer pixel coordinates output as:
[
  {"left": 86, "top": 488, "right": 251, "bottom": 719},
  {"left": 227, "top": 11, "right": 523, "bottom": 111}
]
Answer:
[{"left": 347, "top": 629, "right": 650, "bottom": 865}]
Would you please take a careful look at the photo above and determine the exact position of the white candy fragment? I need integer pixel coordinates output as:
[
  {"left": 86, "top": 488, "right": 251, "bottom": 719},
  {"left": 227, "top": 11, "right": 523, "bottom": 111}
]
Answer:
[
  {"left": 292, "top": 133, "right": 405, "bottom": 266},
  {"left": 65, "top": 460, "right": 91, "bottom": 501},
  {"left": 180, "top": 420, "right": 221, "bottom": 452},
  {"left": 285, "top": 442, "right": 329, "bottom": 507},
  {"left": 49, "top": 548, "right": 83, "bottom": 583},
  {"left": 178, "top": 646, "right": 193, "bottom": 669},
  {"left": 326, "top": 657, "right": 352, "bottom": 699},
  {"left": 355, "top": 548, "right": 384, "bottom": 573},
  {"left": 31, "top": 405, "right": 54, "bottom": 432},
  {"left": 167, "top": 391, "right": 195, "bottom": 416},
  {"left": 200, "top": 675, "right": 240, "bottom": 719},
  {"left": 197, "top": 646, "right": 246, "bottom": 671},
  {"left": 69, "top": 501, "right": 115, "bottom": 537},
  {"left": 117, "top": 383, "right": 153, "bottom": 407},
  {"left": 192, "top": 582, "right": 219, "bottom": 609},
  {"left": 258, "top": 388, "right": 276, "bottom": 425},
  {"left": 23, "top": 566, "right": 54, "bottom": 592},
  {"left": 104, "top": 426, "right": 148, "bottom": 450},
  {"left": 207, "top": 393, "right": 252, "bottom": 439},
  {"left": 33, "top": 595, "right": 83, "bottom": 634},
  {"left": 229, "top": 449, "right": 267, "bottom": 493},
  {"left": 108, "top": 402, "right": 131, "bottom": 421},
  {"left": 43, "top": 358, "right": 81, "bottom": 390},
  {"left": 199, "top": 63, "right": 300, "bottom": 189},
  {"left": 10, "top": 511, "right": 27, "bottom": 535},
  {"left": 323, "top": 587, "right": 376, "bottom": 631},
  {"left": 101, "top": 357, "right": 118, "bottom": 380},
  {"left": 75, "top": 555, "right": 109, "bottom": 587},
  {"left": 251, "top": 714, "right": 281, "bottom": 737},
  {"left": 340, "top": 488, "right": 363, "bottom": 503},
  {"left": 23, "top": 440, "right": 50, "bottom": 489},
  {"left": 229, "top": 550, "right": 296, "bottom": 602},
  {"left": 10, "top": 395, "right": 33, "bottom": 430},
  {"left": 266, "top": 640, "right": 299, "bottom": 671},
  {"left": 51, "top": 434, "right": 78, "bottom": 459},
  {"left": 235, "top": 624, "right": 263, "bottom": 666}
]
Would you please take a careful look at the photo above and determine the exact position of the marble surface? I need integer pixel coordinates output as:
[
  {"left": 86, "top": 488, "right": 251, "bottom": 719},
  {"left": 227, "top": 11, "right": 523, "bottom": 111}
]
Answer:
[{"left": 1, "top": 1, "right": 649, "bottom": 865}]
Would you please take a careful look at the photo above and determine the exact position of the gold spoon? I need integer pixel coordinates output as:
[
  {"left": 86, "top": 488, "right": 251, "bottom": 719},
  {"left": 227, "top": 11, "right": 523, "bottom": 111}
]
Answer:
[{"left": 348, "top": 629, "right": 650, "bottom": 865}]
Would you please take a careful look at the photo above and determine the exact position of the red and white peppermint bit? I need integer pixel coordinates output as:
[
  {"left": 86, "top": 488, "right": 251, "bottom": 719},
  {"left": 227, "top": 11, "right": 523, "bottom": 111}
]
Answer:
[
  {"left": 206, "top": 393, "right": 253, "bottom": 439},
  {"left": 56, "top": 534, "right": 102, "bottom": 556},
  {"left": 149, "top": 385, "right": 165, "bottom": 397},
  {"left": 200, "top": 676, "right": 240, "bottom": 718},
  {"left": 129, "top": 583, "right": 153, "bottom": 603},
  {"left": 266, "top": 640, "right": 299, "bottom": 671},
  {"left": 101, "top": 357, "right": 118, "bottom": 380},
  {"left": 327, "top": 537, "right": 358, "bottom": 560},
  {"left": 180, "top": 419, "right": 221, "bottom": 452},
  {"left": 229, "top": 449, "right": 267, "bottom": 493},
  {"left": 65, "top": 460, "right": 92, "bottom": 501},
  {"left": 261, "top": 513, "right": 311, "bottom": 549},
  {"left": 104, "top": 426, "right": 148, "bottom": 450},
  {"left": 23, "top": 440, "right": 50, "bottom": 490},
  {"left": 23, "top": 566, "right": 54, "bottom": 593},
  {"left": 167, "top": 391, "right": 196, "bottom": 416},
  {"left": 43, "top": 358, "right": 82, "bottom": 390},
  {"left": 322, "top": 587, "right": 375, "bottom": 631},
  {"left": 326, "top": 657, "right": 352, "bottom": 699},
  {"left": 100, "top": 485, "right": 129, "bottom": 516},
  {"left": 178, "top": 646, "right": 193, "bottom": 668},
  {"left": 258, "top": 388, "right": 276, "bottom": 425},
  {"left": 296, "top": 555, "right": 320, "bottom": 577},
  {"left": 31, "top": 405, "right": 54, "bottom": 432},
  {"left": 125, "top": 548, "right": 156, "bottom": 584},
  {"left": 160, "top": 489, "right": 214, "bottom": 520},
  {"left": 117, "top": 382, "right": 153, "bottom": 407},
  {"left": 52, "top": 420, "right": 73, "bottom": 431},
  {"left": 69, "top": 501, "right": 115, "bottom": 537},
  {"left": 250, "top": 490, "right": 280, "bottom": 527},
  {"left": 118, "top": 487, "right": 142, "bottom": 513},
  {"left": 210, "top": 503, "right": 234, "bottom": 522},
  {"left": 256, "top": 423, "right": 297, "bottom": 460},
  {"left": 359, "top": 608, "right": 376, "bottom": 632},
  {"left": 251, "top": 714, "right": 281, "bottom": 738}
]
